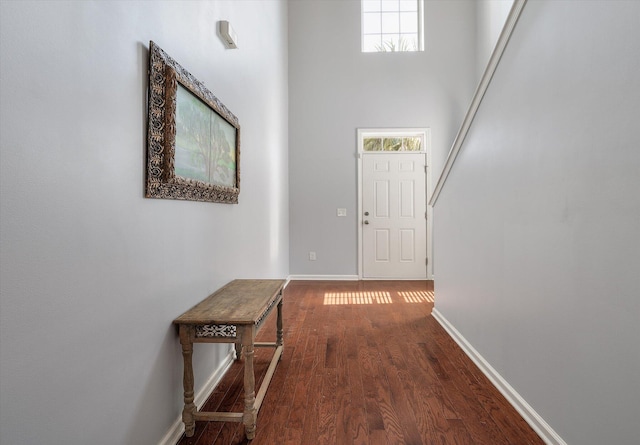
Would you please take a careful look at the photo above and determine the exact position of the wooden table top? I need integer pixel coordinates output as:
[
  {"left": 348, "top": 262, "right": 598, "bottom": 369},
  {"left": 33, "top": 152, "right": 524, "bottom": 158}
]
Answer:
[{"left": 173, "top": 279, "right": 286, "bottom": 326}]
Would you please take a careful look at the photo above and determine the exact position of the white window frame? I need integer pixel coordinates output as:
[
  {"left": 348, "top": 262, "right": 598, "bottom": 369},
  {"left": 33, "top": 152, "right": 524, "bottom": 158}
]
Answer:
[
  {"left": 358, "top": 128, "right": 427, "bottom": 153},
  {"left": 361, "top": 0, "right": 425, "bottom": 53}
]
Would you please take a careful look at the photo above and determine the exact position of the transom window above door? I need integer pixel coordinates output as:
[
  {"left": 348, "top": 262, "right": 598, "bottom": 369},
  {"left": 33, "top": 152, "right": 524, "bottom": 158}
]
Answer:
[
  {"left": 360, "top": 129, "right": 427, "bottom": 153},
  {"left": 363, "top": 135, "right": 422, "bottom": 152},
  {"left": 362, "top": 0, "right": 424, "bottom": 52}
]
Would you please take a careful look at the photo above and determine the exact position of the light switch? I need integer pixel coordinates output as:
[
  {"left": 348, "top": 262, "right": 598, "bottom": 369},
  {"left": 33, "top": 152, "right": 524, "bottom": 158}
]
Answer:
[{"left": 337, "top": 208, "right": 347, "bottom": 217}]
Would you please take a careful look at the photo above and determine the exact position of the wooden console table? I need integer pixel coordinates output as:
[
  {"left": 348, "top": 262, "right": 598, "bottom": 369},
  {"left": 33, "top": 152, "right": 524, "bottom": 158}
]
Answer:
[{"left": 173, "top": 279, "right": 285, "bottom": 440}]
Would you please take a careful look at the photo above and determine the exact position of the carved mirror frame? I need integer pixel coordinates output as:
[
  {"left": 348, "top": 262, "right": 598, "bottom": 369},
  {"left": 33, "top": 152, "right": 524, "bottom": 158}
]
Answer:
[{"left": 146, "top": 41, "right": 241, "bottom": 204}]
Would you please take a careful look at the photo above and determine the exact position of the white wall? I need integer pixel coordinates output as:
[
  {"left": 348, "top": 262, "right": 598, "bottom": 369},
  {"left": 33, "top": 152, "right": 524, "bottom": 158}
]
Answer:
[
  {"left": 476, "top": 0, "right": 513, "bottom": 80},
  {"left": 434, "top": 1, "right": 640, "bottom": 444},
  {"left": 288, "top": 0, "right": 477, "bottom": 276},
  {"left": 0, "top": 1, "right": 288, "bottom": 444}
]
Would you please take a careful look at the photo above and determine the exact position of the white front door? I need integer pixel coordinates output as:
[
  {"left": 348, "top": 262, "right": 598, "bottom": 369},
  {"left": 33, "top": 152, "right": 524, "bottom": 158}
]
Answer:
[{"left": 362, "top": 153, "right": 427, "bottom": 279}]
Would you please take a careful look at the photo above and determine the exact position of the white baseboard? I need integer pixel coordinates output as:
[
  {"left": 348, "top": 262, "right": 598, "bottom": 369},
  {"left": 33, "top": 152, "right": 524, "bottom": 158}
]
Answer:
[
  {"left": 287, "top": 274, "right": 359, "bottom": 281},
  {"left": 158, "top": 349, "right": 235, "bottom": 445},
  {"left": 287, "top": 275, "right": 431, "bottom": 281},
  {"left": 360, "top": 277, "right": 431, "bottom": 281},
  {"left": 431, "top": 309, "right": 566, "bottom": 445}
]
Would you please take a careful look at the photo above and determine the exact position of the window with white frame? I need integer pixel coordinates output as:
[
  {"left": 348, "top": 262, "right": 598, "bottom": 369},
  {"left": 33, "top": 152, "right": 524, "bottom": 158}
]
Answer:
[
  {"left": 362, "top": 0, "right": 424, "bottom": 52},
  {"left": 358, "top": 129, "right": 427, "bottom": 153}
]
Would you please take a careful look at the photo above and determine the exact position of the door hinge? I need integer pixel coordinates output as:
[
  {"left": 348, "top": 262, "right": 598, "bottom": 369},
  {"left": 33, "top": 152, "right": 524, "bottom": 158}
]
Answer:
[{"left": 426, "top": 258, "right": 429, "bottom": 266}]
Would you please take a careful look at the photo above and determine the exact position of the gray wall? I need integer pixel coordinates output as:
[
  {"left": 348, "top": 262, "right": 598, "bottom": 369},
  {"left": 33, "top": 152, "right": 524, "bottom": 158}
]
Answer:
[
  {"left": 288, "top": 0, "right": 477, "bottom": 276},
  {"left": 476, "top": 0, "right": 513, "bottom": 79},
  {"left": 434, "top": 1, "right": 640, "bottom": 444},
  {"left": 0, "top": 1, "right": 288, "bottom": 444}
]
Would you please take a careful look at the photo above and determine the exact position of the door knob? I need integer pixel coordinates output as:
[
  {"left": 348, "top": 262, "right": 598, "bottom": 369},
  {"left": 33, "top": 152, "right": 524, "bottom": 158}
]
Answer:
[
  {"left": 364, "top": 220, "right": 369, "bottom": 225},
  {"left": 364, "top": 211, "right": 369, "bottom": 216}
]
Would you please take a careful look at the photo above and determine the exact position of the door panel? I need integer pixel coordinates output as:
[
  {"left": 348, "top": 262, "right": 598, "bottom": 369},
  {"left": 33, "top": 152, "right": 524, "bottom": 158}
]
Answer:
[
  {"left": 399, "top": 229, "right": 415, "bottom": 262},
  {"left": 375, "top": 230, "right": 390, "bottom": 261},
  {"left": 399, "top": 180, "right": 415, "bottom": 217},
  {"left": 399, "top": 160, "right": 415, "bottom": 172},
  {"left": 362, "top": 153, "right": 427, "bottom": 278},
  {"left": 374, "top": 180, "right": 390, "bottom": 217}
]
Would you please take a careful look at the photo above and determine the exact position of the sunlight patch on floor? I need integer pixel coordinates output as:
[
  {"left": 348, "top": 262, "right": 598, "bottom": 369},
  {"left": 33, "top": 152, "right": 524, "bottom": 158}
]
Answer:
[
  {"left": 399, "top": 290, "right": 434, "bottom": 303},
  {"left": 323, "top": 291, "right": 392, "bottom": 305}
]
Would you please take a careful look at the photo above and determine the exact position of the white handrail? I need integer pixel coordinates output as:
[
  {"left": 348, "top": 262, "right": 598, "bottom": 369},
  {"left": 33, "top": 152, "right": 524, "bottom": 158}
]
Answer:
[{"left": 429, "top": 0, "right": 528, "bottom": 206}]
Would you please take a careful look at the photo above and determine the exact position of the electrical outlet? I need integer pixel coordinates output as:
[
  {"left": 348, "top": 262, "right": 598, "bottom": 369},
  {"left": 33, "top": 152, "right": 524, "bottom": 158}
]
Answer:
[
  {"left": 337, "top": 208, "right": 347, "bottom": 217},
  {"left": 309, "top": 251, "right": 317, "bottom": 261}
]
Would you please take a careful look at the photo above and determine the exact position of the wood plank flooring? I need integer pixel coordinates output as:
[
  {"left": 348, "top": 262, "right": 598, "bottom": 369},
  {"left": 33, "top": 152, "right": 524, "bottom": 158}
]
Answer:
[{"left": 176, "top": 280, "right": 544, "bottom": 445}]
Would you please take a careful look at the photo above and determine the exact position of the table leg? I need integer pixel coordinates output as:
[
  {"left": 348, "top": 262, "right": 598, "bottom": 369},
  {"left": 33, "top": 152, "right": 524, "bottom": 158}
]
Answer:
[
  {"left": 276, "top": 298, "right": 284, "bottom": 349},
  {"left": 234, "top": 341, "right": 242, "bottom": 360},
  {"left": 242, "top": 325, "right": 257, "bottom": 439},
  {"left": 179, "top": 325, "right": 196, "bottom": 437}
]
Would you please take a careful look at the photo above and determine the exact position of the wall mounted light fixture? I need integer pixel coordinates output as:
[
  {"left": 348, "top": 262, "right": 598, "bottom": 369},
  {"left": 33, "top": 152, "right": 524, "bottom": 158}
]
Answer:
[{"left": 218, "top": 21, "right": 238, "bottom": 49}]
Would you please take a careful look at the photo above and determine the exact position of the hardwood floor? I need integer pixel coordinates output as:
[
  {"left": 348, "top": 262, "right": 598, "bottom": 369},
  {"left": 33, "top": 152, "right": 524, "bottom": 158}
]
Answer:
[{"left": 176, "top": 280, "right": 544, "bottom": 445}]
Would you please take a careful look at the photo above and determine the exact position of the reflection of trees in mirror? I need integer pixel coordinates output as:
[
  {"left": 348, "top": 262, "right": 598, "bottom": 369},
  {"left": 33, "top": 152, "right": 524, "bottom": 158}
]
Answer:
[
  {"left": 209, "top": 117, "right": 234, "bottom": 186},
  {"left": 375, "top": 36, "right": 418, "bottom": 52},
  {"left": 175, "top": 85, "right": 235, "bottom": 187},
  {"left": 175, "top": 90, "right": 211, "bottom": 182}
]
